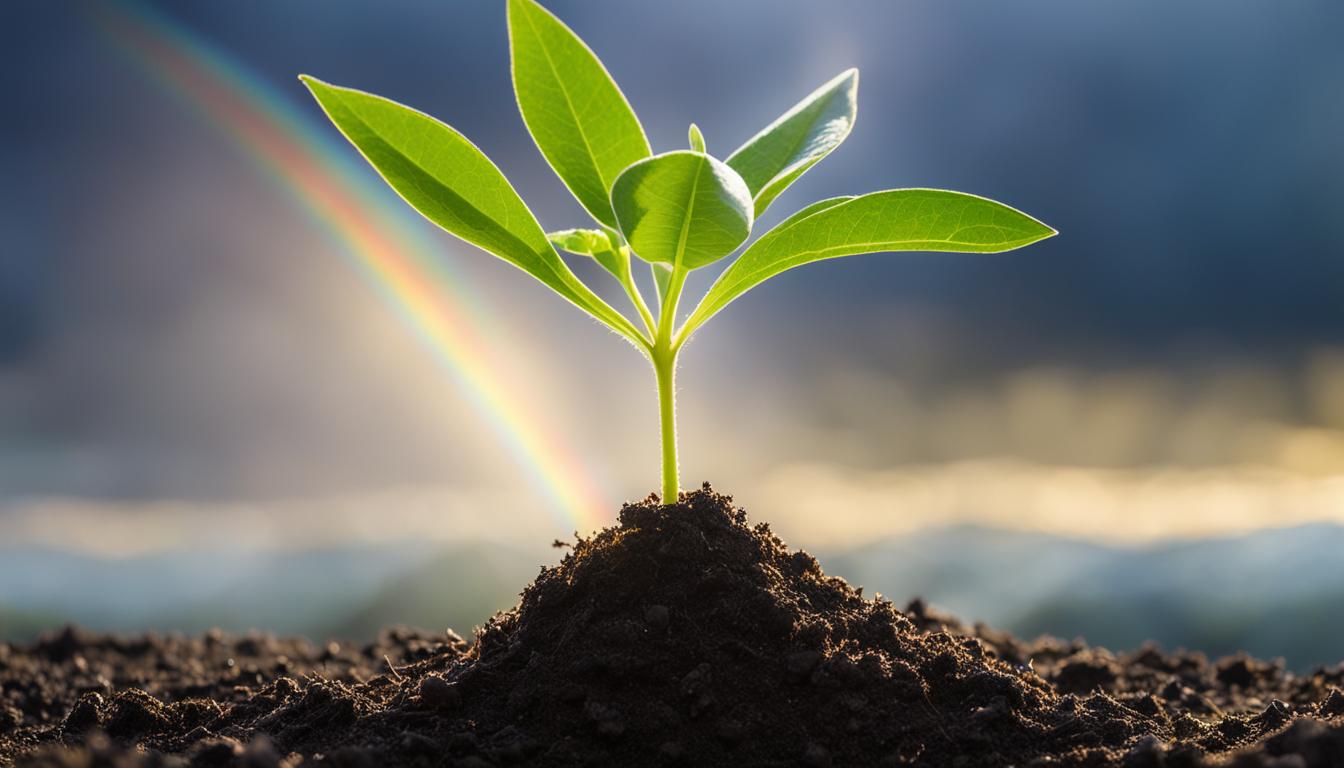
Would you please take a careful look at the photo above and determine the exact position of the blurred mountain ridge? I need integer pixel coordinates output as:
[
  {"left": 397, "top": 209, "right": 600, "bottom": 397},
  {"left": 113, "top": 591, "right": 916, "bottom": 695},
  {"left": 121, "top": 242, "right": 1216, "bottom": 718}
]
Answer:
[
  {"left": 822, "top": 522, "right": 1344, "bottom": 669},
  {"left": 4, "top": 522, "right": 1343, "bottom": 670}
]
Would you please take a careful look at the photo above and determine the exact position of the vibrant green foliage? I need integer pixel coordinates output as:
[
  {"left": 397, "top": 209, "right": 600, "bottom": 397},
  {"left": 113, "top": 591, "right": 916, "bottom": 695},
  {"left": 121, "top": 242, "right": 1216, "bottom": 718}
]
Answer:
[
  {"left": 610, "top": 151, "right": 753, "bottom": 270},
  {"left": 727, "top": 69, "right": 858, "bottom": 217},
  {"left": 299, "top": 76, "right": 644, "bottom": 346},
  {"left": 301, "top": 0, "right": 1056, "bottom": 504},
  {"left": 688, "top": 124, "right": 706, "bottom": 153},
  {"left": 683, "top": 190, "right": 1055, "bottom": 335},
  {"left": 651, "top": 262, "right": 673, "bottom": 304},
  {"left": 508, "top": 0, "right": 650, "bottom": 228},
  {"left": 547, "top": 227, "right": 626, "bottom": 280}
]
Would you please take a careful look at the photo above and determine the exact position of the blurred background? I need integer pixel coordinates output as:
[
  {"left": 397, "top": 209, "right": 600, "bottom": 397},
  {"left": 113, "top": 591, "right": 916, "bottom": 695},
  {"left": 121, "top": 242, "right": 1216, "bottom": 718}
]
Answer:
[{"left": 2, "top": 1, "right": 1343, "bottom": 669}]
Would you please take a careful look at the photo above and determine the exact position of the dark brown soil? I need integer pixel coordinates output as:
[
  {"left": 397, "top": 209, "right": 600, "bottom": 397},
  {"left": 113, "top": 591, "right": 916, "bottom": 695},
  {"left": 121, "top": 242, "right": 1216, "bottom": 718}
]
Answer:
[{"left": 2, "top": 486, "right": 1343, "bottom": 767}]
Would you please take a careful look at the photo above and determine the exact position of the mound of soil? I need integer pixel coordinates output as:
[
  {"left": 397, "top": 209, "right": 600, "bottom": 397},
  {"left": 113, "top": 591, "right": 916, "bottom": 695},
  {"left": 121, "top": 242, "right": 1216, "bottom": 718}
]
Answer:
[{"left": 3, "top": 486, "right": 1343, "bottom": 767}]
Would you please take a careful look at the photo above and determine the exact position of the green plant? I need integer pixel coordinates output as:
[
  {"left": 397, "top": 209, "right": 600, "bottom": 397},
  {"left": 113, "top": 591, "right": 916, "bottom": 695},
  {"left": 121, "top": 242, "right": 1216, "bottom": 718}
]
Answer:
[{"left": 301, "top": 0, "right": 1055, "bottom": 505}]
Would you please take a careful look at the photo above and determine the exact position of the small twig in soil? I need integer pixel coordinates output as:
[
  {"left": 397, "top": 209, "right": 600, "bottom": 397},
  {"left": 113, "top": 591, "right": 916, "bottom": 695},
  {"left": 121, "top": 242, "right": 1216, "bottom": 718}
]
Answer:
[{"left": 921, "top": 689, "right": 951, "bottom": 742}]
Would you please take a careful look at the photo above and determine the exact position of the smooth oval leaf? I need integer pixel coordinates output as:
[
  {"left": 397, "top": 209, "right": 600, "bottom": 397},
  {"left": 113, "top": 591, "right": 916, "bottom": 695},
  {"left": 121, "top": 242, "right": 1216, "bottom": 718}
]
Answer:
[
  {"left": 684, "top": 189, "right": 1056, "bottom": 334},
  {"left": 300, "top": 76, "right": 644, "bottom": 345},
  {"left": 548, "top": 227, "right": 627, "bottom": 280},
  {"left": 611, "top": 151, "right": 754, "bottom": 270},
  {"left": 727, "top": 69, "right": 859, "bottom": 217},
  {"left": 509, "top": 0, "right": 651, "bottom": 228}
]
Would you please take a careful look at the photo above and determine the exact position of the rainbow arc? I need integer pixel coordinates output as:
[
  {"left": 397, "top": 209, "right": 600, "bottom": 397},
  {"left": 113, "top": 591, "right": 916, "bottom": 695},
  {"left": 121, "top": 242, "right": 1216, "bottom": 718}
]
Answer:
[{"left": 94, "top": 3, "right": 610, "bottom": 532}]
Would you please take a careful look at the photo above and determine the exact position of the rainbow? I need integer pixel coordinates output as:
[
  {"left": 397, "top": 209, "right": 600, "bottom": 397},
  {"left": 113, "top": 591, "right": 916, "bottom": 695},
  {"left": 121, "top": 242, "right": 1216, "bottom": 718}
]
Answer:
[{"left": 92, "top": 3, "right": 611, "bottom": 532}]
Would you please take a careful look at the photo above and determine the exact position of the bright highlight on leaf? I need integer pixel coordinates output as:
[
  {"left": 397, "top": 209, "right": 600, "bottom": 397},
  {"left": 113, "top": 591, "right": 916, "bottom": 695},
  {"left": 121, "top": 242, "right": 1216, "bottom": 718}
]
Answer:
[
  {"left": 301, "top": 1, "right": 1056, "bottom": 505},
  {"left": 547, "top": 228, "right": 626, "bottom": 280},
  {"left": 728, "top": 69, "right": 859, "bottom": 217},
  {"left": 610, "top": 151, "right": 754, "bottom": 270},
  {"left": 651, "top": 262, "right": 673, "bottom": 304}
]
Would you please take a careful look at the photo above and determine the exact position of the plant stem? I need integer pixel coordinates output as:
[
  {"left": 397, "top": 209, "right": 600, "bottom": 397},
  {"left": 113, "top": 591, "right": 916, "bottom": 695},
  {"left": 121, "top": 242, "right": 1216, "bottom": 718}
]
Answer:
[
  {"left": 654, "top": 349, "right": 679, "bottom": 504},
  {"left": 618, "top": 258, "right": 657, "bottom": 341},
  {"left": 653, "top": 266, "right": 689, "bottom": 504}
]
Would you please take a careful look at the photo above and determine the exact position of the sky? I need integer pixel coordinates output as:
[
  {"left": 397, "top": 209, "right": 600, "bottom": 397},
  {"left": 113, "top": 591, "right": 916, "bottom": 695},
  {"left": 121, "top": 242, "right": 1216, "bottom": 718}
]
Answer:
[{"left": 1, "top": 0, "right": 1343, "bottom": 555}]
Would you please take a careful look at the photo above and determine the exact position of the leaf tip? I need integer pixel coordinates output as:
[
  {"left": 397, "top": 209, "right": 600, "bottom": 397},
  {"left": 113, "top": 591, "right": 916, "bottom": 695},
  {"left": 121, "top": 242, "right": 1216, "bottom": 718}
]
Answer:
[
  {"left": 991, "top": 195, "right": 1057, "bottom": 246},
  {"left": 829, "top": 68, "right": 859, "bottom": 101},
  {"left": 297, "top": 75, "right": 331, "bottom": 102},
  {"left": 840, "top": 69, "right": 860, "bottom": 114},
  {"left": 688, "top": 123, "right": 706, "bottom": 153},
  {"left": 1030, "top": 215, "right": 1059, "bottom": 242},
  {"left": 998, "top": 206, "right": 1057, "bottom": 250},
  {"left": 297, "top": 74, "right": 334, "bottom": 96}
]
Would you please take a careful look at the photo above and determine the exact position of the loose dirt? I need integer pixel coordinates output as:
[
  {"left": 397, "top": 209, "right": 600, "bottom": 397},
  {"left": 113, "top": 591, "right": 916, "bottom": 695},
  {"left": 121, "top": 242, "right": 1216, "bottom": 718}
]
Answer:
[{"left": 2, "top": 486, "right": 1342, "bottom": 766}]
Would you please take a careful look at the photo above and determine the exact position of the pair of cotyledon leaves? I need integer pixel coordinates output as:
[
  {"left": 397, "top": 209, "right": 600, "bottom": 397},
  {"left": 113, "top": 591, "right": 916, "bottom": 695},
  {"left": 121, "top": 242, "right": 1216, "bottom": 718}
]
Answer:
[{"left": 301, "top": 0, "right": 1054, "bottom": 348}]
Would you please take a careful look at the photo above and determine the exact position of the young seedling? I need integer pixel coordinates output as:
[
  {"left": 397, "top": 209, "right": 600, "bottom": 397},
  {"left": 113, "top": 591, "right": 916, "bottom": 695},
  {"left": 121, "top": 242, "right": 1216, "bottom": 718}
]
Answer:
[{"left": 301, "top": 0, "right": 1055, "bottom": 505}]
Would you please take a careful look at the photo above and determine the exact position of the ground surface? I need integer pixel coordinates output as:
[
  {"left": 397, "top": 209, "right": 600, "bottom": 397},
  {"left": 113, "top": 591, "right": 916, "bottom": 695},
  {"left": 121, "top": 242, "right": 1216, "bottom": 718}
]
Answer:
[{"left": 2, "top": 487, "right": 1342, "bottom": 767}]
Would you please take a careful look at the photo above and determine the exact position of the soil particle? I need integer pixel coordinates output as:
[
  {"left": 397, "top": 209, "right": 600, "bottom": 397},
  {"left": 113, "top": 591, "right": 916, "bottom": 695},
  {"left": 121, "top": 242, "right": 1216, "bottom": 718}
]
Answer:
[
  {"left": 1320, "top": 688, "right": 1344, "bottom": 718},
  {"left": 416, "top": 675, "right": 460, "bottom": 710},
  {"left": 643, "top": 604, "right": 670, "bottom": 631},
  {"left": 59, "top": 693, "right": 102, "bottom": 735},
  {"left": 0, "top": 706, "right": 23, "bottom": 735},
  {"left": 187, "top": 736, "right": 243, "bottom": 767},
  {"left": 803, "top": 740, "right": 832, "bottom": 767},
  {"left": 3, "top": 486, "right": 1344, "bottom": 766}
]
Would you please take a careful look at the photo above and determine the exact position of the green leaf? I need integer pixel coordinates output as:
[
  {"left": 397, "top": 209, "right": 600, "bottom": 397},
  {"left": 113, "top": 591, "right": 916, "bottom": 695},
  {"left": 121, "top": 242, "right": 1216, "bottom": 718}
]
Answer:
[
  {"left": 508, "top": 0, "right": 651, "bottom": 228},
  {"left": 610, "top": 151, "right": 754, "bottom": 270},
  {"left": 684, "top": 189, "right": 1056, "bottom": 334},
  {"left": 727, "top": 69, "right": 859, "bottom": 217},
  {"left": 300, "top": 76, "right": 645, "bottom": 345},
  {"left": 688, "top": 123, "right": 706, "bottom": 153},
  {"left": 548, "top": 227, "right": 627, "bottom": 280},
  {"left": 770, "top": 195, "right": 855, "bottom": 228},
  {"left": 651, "top": 262, "right": 673, "bottom": 304}
]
